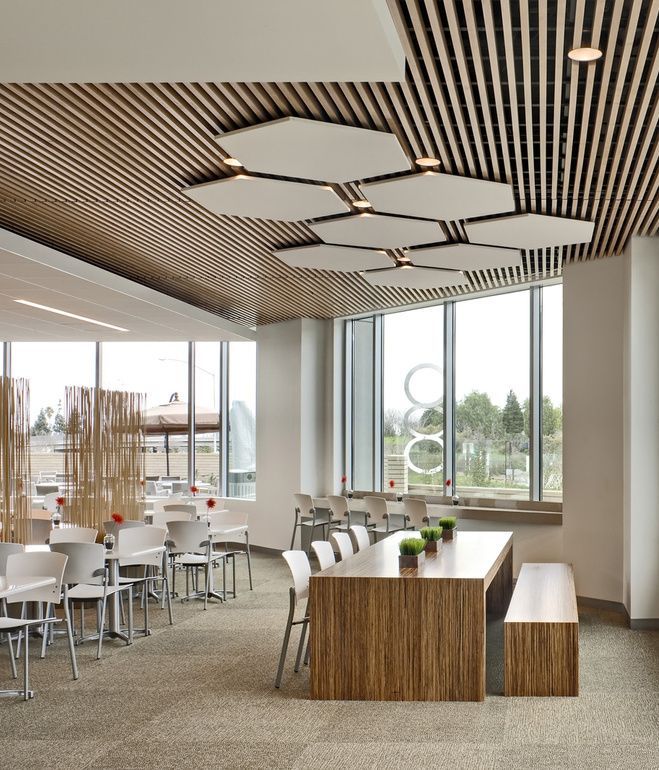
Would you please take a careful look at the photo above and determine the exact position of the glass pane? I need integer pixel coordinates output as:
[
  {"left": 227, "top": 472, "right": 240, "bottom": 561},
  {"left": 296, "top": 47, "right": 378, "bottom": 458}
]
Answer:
[
  {"left": 542, "top": 285, "right": 563, "bottom": 500},
  {"left": 194, "top": 342, "right": 221, "bottom": 496},
  {"left": 455, "top": 291, "right": 530, "bottom": 500},
  {"left": 11, "top": 342, "right": 96, "bottom": 488},
  {"left": 352, "top": 318, "right": 375, "bottom": 491},
  {"left": 228, "top": 341, "right": 256, "bottom": 499},
  {"left": 383, "top": 306, "right": 444, "bottom": 495},
  {"left": 102, "top": 342, "right": 189, "bottom": 488}
]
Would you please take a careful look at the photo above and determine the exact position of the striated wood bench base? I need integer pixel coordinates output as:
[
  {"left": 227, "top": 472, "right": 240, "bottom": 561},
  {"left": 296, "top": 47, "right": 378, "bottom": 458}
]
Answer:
[{"left": 504, "top": 563, "right": 579, "bottom": 697}]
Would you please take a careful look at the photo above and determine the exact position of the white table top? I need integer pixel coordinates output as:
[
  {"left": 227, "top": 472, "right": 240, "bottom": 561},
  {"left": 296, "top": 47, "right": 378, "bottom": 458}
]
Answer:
[
  {"left": 104, "top": 545, "right": 166, "bottom": 560},
  {"left": 0, "top": 575, "right": 56, "bottom": 599}
]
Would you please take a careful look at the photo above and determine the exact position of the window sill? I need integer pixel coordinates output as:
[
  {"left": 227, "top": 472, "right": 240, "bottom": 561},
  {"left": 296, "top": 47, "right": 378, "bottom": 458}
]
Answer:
[{"left": 457, "top": 506, "right": 562, "bottom": 526}]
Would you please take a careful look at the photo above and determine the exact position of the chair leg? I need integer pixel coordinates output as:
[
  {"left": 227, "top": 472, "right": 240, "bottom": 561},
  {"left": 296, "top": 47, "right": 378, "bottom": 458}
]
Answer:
[
  {"left": 246, "top": 533, "right": 253, "bottom": 590},
  {"left": 127, "top": 586, "right": 134, "bottom": 643},
  {"left": 1, "top": 599, "right": 17, "bottom": 680},
  {"left": 290, "top": 513, "right": 299, "bottom": 549},
  {"left": 64, "top": 601, "right": 79, "bottom": 680},
  {"left": 304, "top": 635, "right": 310, "bottom": 666},
  {"left": 96, "top": 596, "right": 106, "bottom": 659},
  {"left": 40, "top": 603, "right": 51, "bottom": 659},
  {"left": 204, "top": 562, "right": 210, "bottom": 611},
  {"left": 144, "top": 580, "right": 150, "bottom": 634},
  {"left": 275, "top": 591, "right": 296, "bottom": 689},
  {"left": 23, "top": 627, "right": 29, "bottom": 701},
  {"left": 294, "top": 618, "right": 308, "bottom": 673},
  {"left": 163, "top": 575, "right": 173, "bottom": 625}
]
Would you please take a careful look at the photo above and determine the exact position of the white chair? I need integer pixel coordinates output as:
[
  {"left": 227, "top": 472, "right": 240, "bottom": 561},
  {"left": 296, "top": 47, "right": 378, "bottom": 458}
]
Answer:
[
  {"left": 275, "top": 550, "right": 311, "bottom": 688},
  {"left": 311, "top": 540, "right": 336, "bottom": 571},
  {"left": 42, "top": 492, "right": 59, "bottom": 513},
  {"left": 366, "top": 496, "right": 406, "bottom": 541},
  {"left": 167, "top": 521, "right": 230, "bottom": 610},
  {"left": 35, "top": 483, "right": 58, "bottom": 497},
  {"left": 116, "top": 525, "right": 173, "bottom": 631},
  {"left": 331, "top": 531, "right": 354, "bottom": 561},
  {"left": 0, "top": 542, "right": 23, "bottom": 575},
  {"left": 426, "top": 505, "right": 454, "bottom": 528},
  {"left": 103, "top": 519, "right": 145, "bottom": 538},
  {"left": 163, "top": 503, "right": 197, "bottom": 516},
  {"left": 207, "top": 510, "right": 253, "bottom": 591},
  {"left": 0, "top": 614, "right": 61, "bottom": 700},
  {"left": 27, "top": 519, "right": 50, "bottom": 545},
  {"left": 349, "top": 525, "right": 371, "bottom": 552},
  {"left": 326, "top": 495, "right": 351, "bottom": 532},
  {"left": 290, "top": 494, "right": 330, "bottom": 555},
  {"left": 150, "top": 509, "right": 192, "bottom": 529},
  {"left": 403, "top": 498, "right": 429, "bottom": 530},
  {"left": 49, "top": 527, "right": 98, "bottom": 544},
  {"left": 328, "top": 494, "right": 374, "bottom": 530},
  {"left": 51, "top": 542, "right": 134, "bottom": 658},
  {"left": 5, "top": 551, "right": 78, "bottom": 680}
]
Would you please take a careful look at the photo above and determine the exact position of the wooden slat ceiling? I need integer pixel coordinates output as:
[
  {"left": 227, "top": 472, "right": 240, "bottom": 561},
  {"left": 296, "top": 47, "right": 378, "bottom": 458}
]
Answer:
[{"left": 0, "top": 0, "right": 657, "bottom": 327}]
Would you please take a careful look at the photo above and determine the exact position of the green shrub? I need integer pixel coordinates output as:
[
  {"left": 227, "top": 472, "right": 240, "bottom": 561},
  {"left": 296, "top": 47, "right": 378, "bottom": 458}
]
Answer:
[
  {"left": 399, "top": 538, "right": 427, "bottom": 556},
  {"left": 439, "top": 516, "right": 457, "bottom": 530},
  {"left": 420, "top": 527, "right": 443, "bottom": 542}
]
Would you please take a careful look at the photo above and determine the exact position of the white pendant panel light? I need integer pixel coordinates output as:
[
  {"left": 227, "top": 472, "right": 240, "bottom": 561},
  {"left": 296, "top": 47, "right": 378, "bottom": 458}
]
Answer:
[
  {"left": 409, "top": 243, "right": 522, "bottom": 271},
  {"left": 182, "top": 175, "right": 349, "bottom": 221},
  {"left": 465, "top": 213, "right": 595, "bottom": 248},
  {"left": 309, "top": 213, "right": 445, "bottom": 249},
  {"left": 362, "top": 266, "right": 467, "bottom": 289},
  {"left": 274, "top": 244, "right": 392, "bottom": 272}
]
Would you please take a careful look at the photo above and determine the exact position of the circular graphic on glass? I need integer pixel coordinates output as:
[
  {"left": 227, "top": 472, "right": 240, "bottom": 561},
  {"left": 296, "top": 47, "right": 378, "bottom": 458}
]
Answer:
[
  {"left": 404, "top": 436, "right": 444, "bottom": 475},
  {"left": 403, "top": 363, "right": 443, "bottom": 409},
  {"left": 403, "top": 405, "right": 444, "bottom": 438}
]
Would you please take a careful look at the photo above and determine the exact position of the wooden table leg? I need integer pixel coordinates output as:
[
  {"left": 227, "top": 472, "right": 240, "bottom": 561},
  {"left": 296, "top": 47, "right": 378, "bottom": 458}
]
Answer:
[{"left": 486, "top": 543, "right": 513, "bottom": 615}]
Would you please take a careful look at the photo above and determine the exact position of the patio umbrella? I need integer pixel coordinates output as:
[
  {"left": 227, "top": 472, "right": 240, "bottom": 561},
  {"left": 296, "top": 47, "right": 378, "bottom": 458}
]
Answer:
[{"left": 143, "top": 393, "right": 220, "bottom": 475}]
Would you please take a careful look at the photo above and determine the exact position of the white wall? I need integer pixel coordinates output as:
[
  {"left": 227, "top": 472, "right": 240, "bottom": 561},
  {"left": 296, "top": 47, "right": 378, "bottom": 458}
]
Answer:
[
  {"left": 562, "top": 255, "right": 626, "bottom": 603},
  {"left": 624, "top": 236, "right": 659, "bottom": 623}
]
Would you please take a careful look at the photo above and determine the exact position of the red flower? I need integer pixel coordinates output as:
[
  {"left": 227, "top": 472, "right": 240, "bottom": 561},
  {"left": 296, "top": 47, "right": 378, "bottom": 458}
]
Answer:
[
  {"left": 340, "top": 475, "right": 347, "bottom": 484},
  {"left": 190, "top": 485, "right": 199, "bottom": 495},
  {"left": 111, "top": 512, "right": 124, "bottom": 524},
  {"left": 389, "top": 479, "right": 395, "bottom": 489},
  {"left": 445, "top": 479, "right": 452, "bottom": 488},
  {"left": 206, "top": 498, "right": 217, "bottom": 510},
  {"left": 139, "top": 480, "right": 145, "bottom": 486},
  {"left": 55, "top": 496, "right": 65, "bottom": 506}
]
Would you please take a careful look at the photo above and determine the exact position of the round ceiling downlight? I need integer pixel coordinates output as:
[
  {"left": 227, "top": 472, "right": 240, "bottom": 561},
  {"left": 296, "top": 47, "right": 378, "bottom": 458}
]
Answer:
[{"left": 568, "top": 47, "right": 602, "bottom": 62}]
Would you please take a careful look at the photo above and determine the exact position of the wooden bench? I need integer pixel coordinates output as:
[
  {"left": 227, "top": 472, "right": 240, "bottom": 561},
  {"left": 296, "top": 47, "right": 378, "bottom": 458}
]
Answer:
[{"left": 504, "top": 562, "right": 579, "bottom": 696}]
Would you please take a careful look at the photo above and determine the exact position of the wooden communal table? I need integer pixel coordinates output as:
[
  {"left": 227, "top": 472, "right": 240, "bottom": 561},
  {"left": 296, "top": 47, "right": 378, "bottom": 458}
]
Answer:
[{"left": 309, "top": 530, "right": 513, "bottom": 702}]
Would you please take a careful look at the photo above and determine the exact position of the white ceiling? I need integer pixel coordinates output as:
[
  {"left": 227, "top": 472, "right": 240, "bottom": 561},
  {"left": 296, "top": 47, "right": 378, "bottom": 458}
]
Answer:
[
  {"left": 465, "top": 213, "right": 596, "bottom": 249},
  {"left": 309, "top": 213, "right": 446, "bottom": 250},
  {"left": 409, "top": 243, "right": 522, "bottom": 271},
  {"left": 361, "top": 172, "right": 516, "bottom": 222},
  {"left": 274, "top": 244, "right": 393, "bottom": 272},
  {"left": 182, "top": 175, "right": 349, "bottom": 222},
  {"left": 216, "top": 118, "right": 411, "bottom": 183},
  {"left": 0, "top": 0, "right": 405, "bottom": 83},
  {"left": 0, "top": 229, "right": 253, "bottom": 342},
  {"left": 363, "top": 266, "right": 467, "bottom": 290}
]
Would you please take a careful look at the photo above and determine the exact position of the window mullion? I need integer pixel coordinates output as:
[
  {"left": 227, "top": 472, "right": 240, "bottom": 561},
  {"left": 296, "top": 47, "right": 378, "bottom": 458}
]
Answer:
[
  {"left": 219, "top": 341, "right": 229, "bottom": 498},
  {"left": 531, "top": 287, "right": 542, "bottom": 501},
  {"left": 373, "top": 314, "right": 383, "bottom": 492},
  {"left": 444, "top": 302, "right": 455, "bottom": 489}
]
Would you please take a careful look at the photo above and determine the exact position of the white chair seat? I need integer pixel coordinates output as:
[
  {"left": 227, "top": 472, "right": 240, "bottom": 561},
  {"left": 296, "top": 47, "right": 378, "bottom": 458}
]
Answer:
[
  {"left": 0, "top": 617, "right": 39, "bottom": 631},
  {"left": 372, "top": 524, "right": 405, "bottom": 534},
  {"left": 66, "top": 583, "right": 125, "bottom": 601},
  {"left": 173, "top": 552, "right": 226, "bottom": 567},
  {"left": 210, "top": 525, "right": 247, "bottom": 537}
]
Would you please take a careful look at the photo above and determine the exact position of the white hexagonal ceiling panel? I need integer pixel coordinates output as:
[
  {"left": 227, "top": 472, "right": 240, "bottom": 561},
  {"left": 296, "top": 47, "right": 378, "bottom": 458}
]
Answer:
[
  {"left": 215, "top": 117, "right": 410, "bottom": 183},
  {"left": 464, "top": 213, "right": 595, "bottom": 248},
  {"left": 360, "top": 171, "right": 515, "bottom": 221},
  {"left": 274, "top": 244, "right": 392, "bottom": 272},
  {"left": 308, "top": 213, "right": 445, "bottom": 249},
  {"left": 363, "top": 266, "right": 467, "bottom": 289},
  {"left": 182, "top": 174, "right": 349, "bottom": 221},
  {"left": 409, "top": 243, "right": 522, "bottom": 271}
]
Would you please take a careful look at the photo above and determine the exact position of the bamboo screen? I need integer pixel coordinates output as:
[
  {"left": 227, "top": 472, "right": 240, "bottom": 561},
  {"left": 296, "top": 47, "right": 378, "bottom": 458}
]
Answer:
[
  {"left": 0, "top": 376, "right": 31, "bottom": 543},
  {"left": 65, "top": 386, "right": 144, "bottom": 530}
]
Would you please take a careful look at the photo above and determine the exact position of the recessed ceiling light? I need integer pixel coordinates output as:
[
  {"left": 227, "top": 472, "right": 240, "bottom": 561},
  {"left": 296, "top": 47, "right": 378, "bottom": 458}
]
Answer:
[
  {"left": 14, "top": 300, "right": 129, "bottom": 332},
  {"left": 568, "top": 47, "right": 602, "bottom": 62},
  {"left": 352, "top": 199, "right": 372, "bottom": 209},
  {"left": 415, "top": 156, "right": 441, "bottom": 168},
  {"left": 224, "top": 157, "right": 243, "bottom": 167}
]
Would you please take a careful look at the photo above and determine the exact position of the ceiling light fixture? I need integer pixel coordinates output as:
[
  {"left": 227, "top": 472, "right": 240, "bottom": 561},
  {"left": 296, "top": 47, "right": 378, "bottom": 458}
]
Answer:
[
  {"left": 352, "top": 199, "right": 372, "bottom": 209},
  {"left": 223, "top": 157, "right": 243, "bottom": 167},
  {"left": 399, "top": 264, "right": 415, "bottom": 270},
  {"left": 14, "top": 300, "right": 129, "bottom": 332},
  {"left": 568, "top": 47, "right": 602, "bottom": 62},
  {"left": 415, "top": 156, "right": 441, "bottom": 168}
]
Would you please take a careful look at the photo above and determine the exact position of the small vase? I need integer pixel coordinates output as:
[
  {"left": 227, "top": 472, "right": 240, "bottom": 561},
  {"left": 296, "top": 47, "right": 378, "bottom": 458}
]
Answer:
[
  {"left": 396, "top": 493, "right": 403, "bottom": 503},
  {"left": 346, "top": 489, "right": 353, "bottom": 499},
  {"left": 399, "top": 552, "right": 425, "bottom": 570},
  {"left": 425, "top": 539, "right": 440, "bottom": 552},
  {"left": 103, "top": 533, "right": 115, "bottom": 551},
  {"left": 442, "top": 528, "right": 455, "bottom": 542}
]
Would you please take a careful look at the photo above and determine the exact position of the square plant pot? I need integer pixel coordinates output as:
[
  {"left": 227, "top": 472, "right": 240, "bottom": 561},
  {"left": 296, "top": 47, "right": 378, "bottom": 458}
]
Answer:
[
  {"left": 442, "top": 528, "right": 455, "bottom": 542},
  {"left": 399, "top": 552, "right": 425, "bottom": 570},
  {"left": 425, "top": 539, "right": 441, "bottom": 553}
]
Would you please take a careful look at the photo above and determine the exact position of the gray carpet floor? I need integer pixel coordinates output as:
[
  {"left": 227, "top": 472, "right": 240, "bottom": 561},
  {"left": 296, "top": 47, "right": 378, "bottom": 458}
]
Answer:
[{"left": 1, "top": 551, "right": 657, "bottom": 770}]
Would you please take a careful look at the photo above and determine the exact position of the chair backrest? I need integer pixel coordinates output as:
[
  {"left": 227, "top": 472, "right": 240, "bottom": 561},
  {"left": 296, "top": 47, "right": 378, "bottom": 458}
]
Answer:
[
  {"left": 150, "top": 510, "right": 192, "bottom": 529},
  {"left": 311, "top": 540, "right": 336, "bottom": 571},
  {"left": 170, "top": 481, "right": 187, "bottom": 494},
  {"left": 331, "top": 531, "right": 354, "bottom": 561},
  {"left": 27, "top": 518, "right": 51, "bottom": 545},
  {"left": 282, "top": 550, "right": 311, "bottom": 602},
  {"left": 117, "top": 525, "right": 166, "bottom": 568},
  {"left": 0, "top": 542, "right": 24, "bottom": 575},
  {"left": 167, "top": 521, "right": 208, "bottom": 555},
  {"left": 5, "top": 550, "right": 68, "bottom": 604},
  {"left": 161, "top": 476, "right": 181, "bottom": 482},
  {"left": 207, "top": 510, "right": 247, "bottom": 528},
  {"left": 103, "top": 520, "right": 145, "bottom": 537},
  {"left": 51, "top": 542, "right": 106, "bottom": 586},
  {"left": 42, "top": 492, "right": 59, "bottom": 512},
  {"left": 49, "top": 527, "right": 98, "bottom": 544},
  {"left": 364, "top": 496, "right": 388, "bottom": 519},
  {"left": 145, "top": 481, "right": 158, "bottom": 496},
  {"left": 327, "top": 495, "right": 349, "bottom": 520},
  {"left": 404, "top": 498, "right": 428, "bottom": 529},
  {"left": 36, "top": 483, "right": 59, "bottom": 496},
  {"left": 163, "top": 503, "right": 197, "bottom": 515},
  {"left": 293, "top": 493, "right": 314, "bottom": 515},
  {"left": 350, "top": 525, "right": 371, "bottom": 552}
]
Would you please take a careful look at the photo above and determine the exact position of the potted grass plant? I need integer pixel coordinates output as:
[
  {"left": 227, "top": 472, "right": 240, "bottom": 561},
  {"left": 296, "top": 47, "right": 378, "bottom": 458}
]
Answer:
[
  {"left": 420, "top": 526, "right": 443, "bottom": 552},
  {"left": 398, "top": 537, "right": 426, "bottom": 569},
  {"left": 440, "top": 516, "right": 457, "bottom": 542}
]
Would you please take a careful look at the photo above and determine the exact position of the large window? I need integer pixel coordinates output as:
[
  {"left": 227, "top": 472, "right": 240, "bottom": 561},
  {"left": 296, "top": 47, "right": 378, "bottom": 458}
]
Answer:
[
  {"left": 228, "top": 342, "right": 256, "bottom": 499},
  {"left": 194, "top": 342, "right": 221, "bottom": 495},
  {"left": 346, "top": 284, "right": 562, "bottom": 504}
]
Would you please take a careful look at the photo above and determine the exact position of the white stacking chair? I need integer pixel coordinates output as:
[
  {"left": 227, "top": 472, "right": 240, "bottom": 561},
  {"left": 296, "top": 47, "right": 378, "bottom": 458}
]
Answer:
[
  {"left": 207, "top": 510, "right": 253, "bottom": 591},
  {"left": 311, "top": 540, "right": 336, "bottom": 572},
  {"left": 27, "top": 519, "right": 51, "bottom": 545},
  {"left": 0, "top": 614, "right": 60, "bottom": 700},
  {"left": 349, "top": 525, "right": 371, "bottom": 552},
  {"left": 326, "top": 495, "right": 351, "bottom": 532},
  {"left": 0, "top": 542, "right": 23, "bottom": 575},
  {"left": 42, "top": 492, "right": 59, "bottom": 513},
  {"left": 403, "top": 498, "right": 429, "bottom": 531},
  {"left": 5, "top": 551, "right": 78, "bottom": 680},
  {"left": 167, "top": 521, "right": 229, "bottom": 610},
  {"left": 331, "top": 531, "right": 354, "bottom": 561},
  {"left": 366, "top": 496, "right": 407, "bottom": 541},
  {"left": 275, "top": 550, "right": 311, "bottom": 688},
  {"left": 51, "top": 542, "right": 134, "bottom": 658},
  {"left": 150, "top": 509, "right": 192, "bottom": 529},
  {"left": 163, "top": 503, "right": 197, "bottom": 516},
  {"left": 426, "top": 505, "right": 454, "bottom": 528},
  {"left": 49, "top": 527, "right": 98, "bottom": 544},
  {"left": 103, "top": 519, "right": 145, "bottom": 538},
  {"left": 290, "top": 493, "right": 330, "bottom": 555}
]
